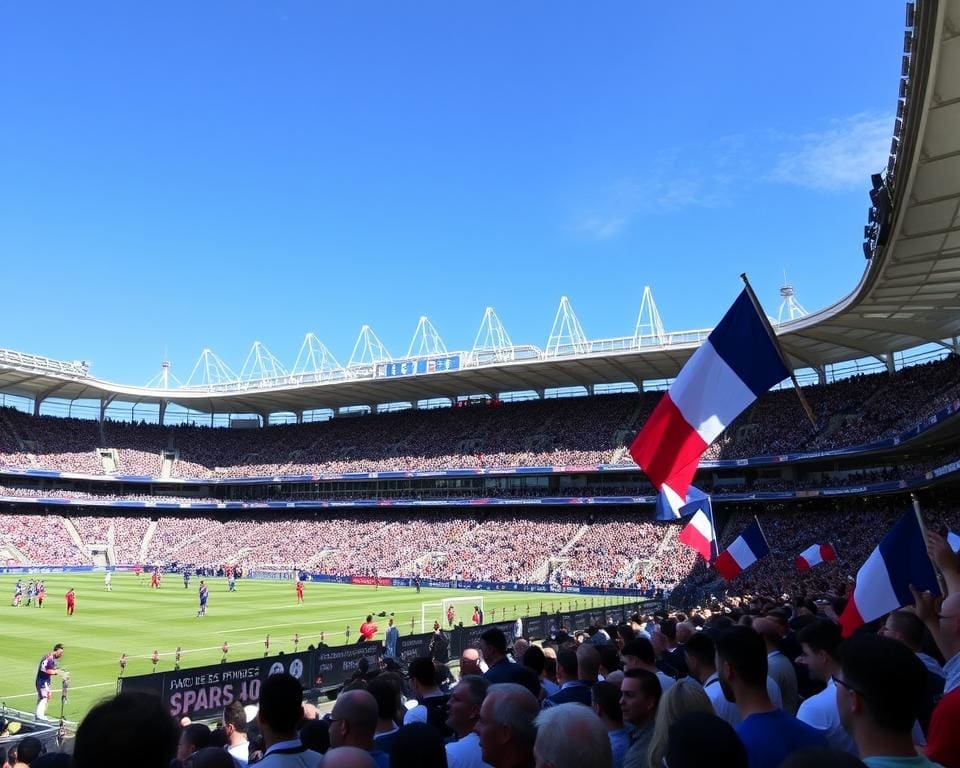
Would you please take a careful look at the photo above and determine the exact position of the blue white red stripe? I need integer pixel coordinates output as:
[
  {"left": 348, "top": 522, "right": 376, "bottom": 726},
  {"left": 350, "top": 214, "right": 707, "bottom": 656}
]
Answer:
[
  {"left": 714, "top": 519, "right": 770, "bottom": 580},
  {"left": 677, "top": 507, "right": 719, "bottom": 562},
  {"left": 839, "top": 512, "right": 941, "bottom": 637},
  {"left": 630, "top": 290, "right": 789, "bottom": 501},
  {"left": 796, "top": 543, "right": 838, "bottom": 572},
  {"left": 655, "top": 484, "right": 710, "bottom": 521}
]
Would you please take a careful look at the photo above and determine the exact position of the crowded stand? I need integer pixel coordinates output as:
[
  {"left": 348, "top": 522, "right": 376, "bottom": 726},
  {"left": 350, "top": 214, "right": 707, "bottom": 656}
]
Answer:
[{"left": 0, "top": 356, "right": 956, "bottom": 480}]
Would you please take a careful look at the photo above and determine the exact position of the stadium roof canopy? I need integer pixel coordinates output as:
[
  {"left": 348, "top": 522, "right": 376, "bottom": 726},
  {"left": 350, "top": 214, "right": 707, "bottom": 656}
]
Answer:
[{"left": 1, "top": 0, "right": 959, "bottom": 419}]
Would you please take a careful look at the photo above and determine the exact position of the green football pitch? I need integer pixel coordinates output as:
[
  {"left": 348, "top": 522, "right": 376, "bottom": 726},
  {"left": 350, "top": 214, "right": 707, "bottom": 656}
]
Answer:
[{"left": 0, "top": 573, "right": 628, "bottom": 722}]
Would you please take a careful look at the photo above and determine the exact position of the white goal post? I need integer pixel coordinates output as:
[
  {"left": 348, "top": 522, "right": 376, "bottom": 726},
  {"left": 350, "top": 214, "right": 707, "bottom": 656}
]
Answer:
[{"left": 421, "top": 596, "right": 484, "bottom": 633}]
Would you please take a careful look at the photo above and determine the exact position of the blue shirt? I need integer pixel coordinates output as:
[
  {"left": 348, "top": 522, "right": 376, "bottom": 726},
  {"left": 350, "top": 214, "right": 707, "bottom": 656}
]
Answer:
[
  {"left": 608, "top": 726, "right": 632, "bottom": 768},
  {"left": 943, "top": 652, "right": 960, "bottom": 694},
  {"left": 737, "top": 709, "right": 828, "bottom": 768}
]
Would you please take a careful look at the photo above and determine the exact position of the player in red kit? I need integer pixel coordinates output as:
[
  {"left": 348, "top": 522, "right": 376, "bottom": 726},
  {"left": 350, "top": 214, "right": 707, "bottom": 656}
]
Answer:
[
  {"left": 150, "top": 568, "right": 160, "bottom": 589},
  {"left": 65, "top": 588, "right": 76, "bottom": 616},
  {"left": 296, "top": 580, "right": 304, "bottom": 604},
  {"left": 359, "top": 614, "right": 378, "bottom": 643},
  {"left": 446, "top": 604, "right": 455, "bottom": 628}
]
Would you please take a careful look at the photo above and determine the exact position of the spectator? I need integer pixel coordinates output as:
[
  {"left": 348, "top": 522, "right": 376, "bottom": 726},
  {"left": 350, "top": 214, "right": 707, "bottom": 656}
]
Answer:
[
  {"left": 715, "top": 626, "right": 826, "bottom": 767},
  {"left": 445, "top": 675, "right": 490, "bottom": 768},
  {"left": 222, "top": 701, "right": 249, "bottom": 767},
  {"left": 324, "top": 748, "right": 376, "bottom": 768},
  {"left": 390, "top": 722, "right": 448, "bottom": 768},
  {"left": 543, "top": 649, "right": 590, "bottom": 707},
  {"left": 621, "top": 638, "right": 674, "bottom": 694},
  {"left": 877, "top": 610, "right": 944, "bottom": 736},
  {"left": 645, "top": 679, "right": 714, "bottom": 768},
  {"left": 753, "top": 617, "right": 799, "bottom": 715},
  {"left": 837, "top": 634, "right": 933, "bottom": 767},
  {"left": 474, "top": 683, "right": 539, "bottom": 768},
  {"left": 533, "top": 703, "right": 611, "bottom": 768},
  {"left": 367, "top": 675, "right": 402, "bottom": 753},
  {"left": 257, "top": 673, "right": 323, "bottom": 768},
  {"left": 663, "top": 711, "right": 748, "bottom": 768},
  {"left": 795, "top": 620, "right": 857, "bottom": 755},
  {"left": 619, "top": 669, "right": 662, "bottom": 768},
  {"left": 480, "top": 630, "right": 520, "bottom": 686},
  {"left": 404, "top": 657, "right": 451, "bottom": 736},
  {"left": 178, "top": 724, "right": 212, "bottom": 767},
  {"left": 459, "top": 648, "right": 483, "bottom": 679},
  {"left": 12, "top": 739, "right": 41, "bottom": 768},
  {"left": 328, "top": 690, "right": 388, "bottom": 768},
  {"left": 592, "top": 681, "right": 631, "bottom": 768},
  {"left": 73, "top": 692, "right": 179, "bottom": 768}
]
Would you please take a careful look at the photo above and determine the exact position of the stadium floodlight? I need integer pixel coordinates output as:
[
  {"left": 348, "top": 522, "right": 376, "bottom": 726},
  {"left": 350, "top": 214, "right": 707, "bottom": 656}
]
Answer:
[
  {"left": 901, "top": 55, "right": 910, "bottom": 77},
  {"left": 871, "top": 173, "right": 884, "bottom": 191},
  {"left": 406, "top": 316, "right": 448, "bottom": 359},
  {"left": 545, "top": 296, "right": 589, "bottom": 357},
  {"left": 905, "top": 2, "right": 915, "bottom": 28},
  {"left": 863, "top": 241, "right": 873, "bottom": 260},
  {"left": 145, "top": 360, "right": 183, "bottom": 389}
]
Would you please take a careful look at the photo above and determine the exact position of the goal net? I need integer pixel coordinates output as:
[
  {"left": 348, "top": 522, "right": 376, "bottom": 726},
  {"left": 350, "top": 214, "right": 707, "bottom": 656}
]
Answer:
[{"left": 421, "top": 596, "right": 484, "bottom": 633}]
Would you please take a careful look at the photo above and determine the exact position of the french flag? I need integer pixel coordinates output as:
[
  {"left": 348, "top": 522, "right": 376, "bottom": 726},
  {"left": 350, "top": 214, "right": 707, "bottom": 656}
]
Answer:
[
  {"left": 795, "top": 543, "right": 838, "bottom": 572},
  {"left": 839, "top": 512, "right": 941, "bottom": 638},
  {"left": 655, "top": 484, "right": 711, "bottom": 521},
  {"left": 630, "top": 289, "right": 789, "bottom": 502},
  {"left": 678, "top": 505, "right": 719, "bottom": 562},
  {"left": 714, "top": 519, "right": 770, "bottom": 580}
]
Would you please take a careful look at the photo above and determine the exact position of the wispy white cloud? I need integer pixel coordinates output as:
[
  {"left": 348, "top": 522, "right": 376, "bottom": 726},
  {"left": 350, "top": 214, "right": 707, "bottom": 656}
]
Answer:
[
  {"left": 770, "top": 112, "right": 893, "bottom": 191},
  {"left": 572, "top": 113, "right": 893, "bottom": 240}
]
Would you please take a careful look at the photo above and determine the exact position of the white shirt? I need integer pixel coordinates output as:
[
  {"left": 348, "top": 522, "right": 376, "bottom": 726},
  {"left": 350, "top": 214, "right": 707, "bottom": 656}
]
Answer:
[
  {"left": 227, "top": 740, "right": 250, "bottom": 767},
  {"left": 403, "top": 692, "right": 447, "bottom": 725},
  {"left": 446, "top": 732, "right": 492, "bottom": 768},
  {"left": 796, "top": 679, "right": 857, "bottom": 755}
]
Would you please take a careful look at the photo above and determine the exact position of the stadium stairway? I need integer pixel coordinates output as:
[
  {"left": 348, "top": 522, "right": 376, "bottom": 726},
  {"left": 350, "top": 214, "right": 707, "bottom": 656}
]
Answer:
[
  {"left": 530, "top": 524, "right": 590, "bottom": 582},
  {"left": 61, "top": 517, "right": 86, "bottom": 553},
  {"left": 139, "top": 519, "right": 158, "bottom": 562}
]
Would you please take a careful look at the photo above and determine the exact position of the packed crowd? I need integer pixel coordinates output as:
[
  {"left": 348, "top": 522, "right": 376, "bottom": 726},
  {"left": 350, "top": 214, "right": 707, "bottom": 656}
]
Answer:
[
  {"left": 1, "top": 499, "right": 955, "bottom": 599},
  {"left": 20, "top": 528, "right": 960, "bottom": 768},
  {"left": 0, "top": 356, "right": 957, "bottom": 480}
]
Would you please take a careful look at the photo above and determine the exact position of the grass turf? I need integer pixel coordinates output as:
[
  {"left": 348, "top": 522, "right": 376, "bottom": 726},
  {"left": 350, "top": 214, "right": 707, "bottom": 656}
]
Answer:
[{"left": 0, "top": 573, "right": 627, "bottom": 721}]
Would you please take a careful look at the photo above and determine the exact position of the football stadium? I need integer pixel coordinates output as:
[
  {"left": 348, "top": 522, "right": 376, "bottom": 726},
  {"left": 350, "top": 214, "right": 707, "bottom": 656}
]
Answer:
[{"left": 2, "top": 1, "right": 960, "bottom": 766}]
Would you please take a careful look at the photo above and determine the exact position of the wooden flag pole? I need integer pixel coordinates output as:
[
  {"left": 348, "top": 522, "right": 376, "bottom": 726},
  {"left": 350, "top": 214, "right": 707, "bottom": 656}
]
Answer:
[{"left": 739, "top": 273, "right": 818, "bottom": 429}]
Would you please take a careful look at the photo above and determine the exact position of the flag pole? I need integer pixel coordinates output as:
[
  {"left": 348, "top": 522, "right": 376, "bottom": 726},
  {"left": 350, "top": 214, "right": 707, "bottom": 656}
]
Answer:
[
  {"left": 739, "top": 273, "right": 818, "bottom": 429},
  {"left": 753, "top": 515, "right": 771, "bottom": 552},
  {"left": 911, "top": 493, "right": 948, "bottom": 595}
]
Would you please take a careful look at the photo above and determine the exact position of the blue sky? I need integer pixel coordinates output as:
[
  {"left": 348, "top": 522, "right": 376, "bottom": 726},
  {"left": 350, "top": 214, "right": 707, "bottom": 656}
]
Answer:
[{"left": 0, "top": 2, "right": 906, "bottom": 386}]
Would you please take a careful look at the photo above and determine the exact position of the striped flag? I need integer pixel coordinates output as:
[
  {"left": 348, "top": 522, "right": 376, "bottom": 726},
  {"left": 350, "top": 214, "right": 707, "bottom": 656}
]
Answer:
[
  {"left": 839, "top": 512, "right": 941, "bottom": 637},
  {"left": 678, "top": 504, "right": 719, "bottom": 562},
  {"left": 630, "top": 289, "right": 789, "bottom": 503},
  {"left": 796, "top": 543, "right": 838, "bottom": 572},
  {"left": 714, "top": 519, "right": 770, "bottom": 580}
]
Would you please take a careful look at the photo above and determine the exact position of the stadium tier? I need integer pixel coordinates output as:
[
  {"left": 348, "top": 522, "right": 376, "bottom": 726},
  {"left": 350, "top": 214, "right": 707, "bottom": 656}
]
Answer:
[{"left": 0, "top": 355, "right": 957, "bottom": 483}]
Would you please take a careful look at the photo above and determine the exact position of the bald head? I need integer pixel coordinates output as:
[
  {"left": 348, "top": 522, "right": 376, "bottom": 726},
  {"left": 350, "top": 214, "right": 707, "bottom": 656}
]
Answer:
[
  {"left": 461, "top": 647, "right": 482, "bottom": 677},
  {"left": 676, "top": 621, "right": 695, "bottom": 644},
  {"left": 323, "top": 747, "right": 376, "bottom": 768},
  {"left": 329, "top": 690, "right": 378, "bottom": 748}
]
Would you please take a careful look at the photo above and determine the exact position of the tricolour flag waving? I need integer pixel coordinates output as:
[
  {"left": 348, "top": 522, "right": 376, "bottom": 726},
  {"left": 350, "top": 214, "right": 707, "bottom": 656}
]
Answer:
[
  {"left": 655, "top": 484, "right": 711, "bottom": 521},
  {"left": 838, "top": 512, "right": 941, "bottom": 638},
  {"left": 796, "top": 543, "right": 838, "bottom": 572},
  {"left": 714, "top": 519, "right": 770, "bottom": 580},
  {"left": 677, "top": 502, "right": 719, "bottom": 562},
  {"left": 629, "top": 289, "right": 790, "bottom": 503}
]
